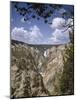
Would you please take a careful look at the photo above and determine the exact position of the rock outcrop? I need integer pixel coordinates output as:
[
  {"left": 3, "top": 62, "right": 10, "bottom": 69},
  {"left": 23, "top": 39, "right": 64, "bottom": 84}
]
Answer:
[{"left": 11, "top": 40, "right": 73, "bottom": 98}]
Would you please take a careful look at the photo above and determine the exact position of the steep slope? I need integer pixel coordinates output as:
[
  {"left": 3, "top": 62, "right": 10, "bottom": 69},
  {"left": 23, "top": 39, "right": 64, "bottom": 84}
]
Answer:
[
  {"left": 11, "top": 40, "right": 73, "bottom": 98},
  {"left": 11, "top": 40, "right": 49, "bottom": 98}
]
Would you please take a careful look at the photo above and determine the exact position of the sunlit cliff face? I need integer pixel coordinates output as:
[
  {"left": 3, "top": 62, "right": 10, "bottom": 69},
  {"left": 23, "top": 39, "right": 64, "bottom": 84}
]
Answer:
[{"left": 11, "top": 39, "right": 73, "bottom": 98}]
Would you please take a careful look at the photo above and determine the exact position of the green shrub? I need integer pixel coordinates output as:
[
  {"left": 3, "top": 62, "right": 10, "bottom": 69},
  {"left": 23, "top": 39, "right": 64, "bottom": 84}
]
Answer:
[{"left": 59, "top": 44, "right": 74, "bottom": 95}]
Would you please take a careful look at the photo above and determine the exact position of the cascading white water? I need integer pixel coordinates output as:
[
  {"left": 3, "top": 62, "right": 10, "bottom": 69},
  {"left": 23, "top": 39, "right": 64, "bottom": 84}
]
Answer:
[{"left": 44, "top": 50, "right": 47, "bottom": 57}]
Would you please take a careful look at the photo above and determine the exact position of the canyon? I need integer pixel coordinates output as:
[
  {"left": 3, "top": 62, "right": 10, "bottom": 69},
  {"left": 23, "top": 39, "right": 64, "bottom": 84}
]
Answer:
[{"left": 11, "top": 40, "right": 73, "bottom": 98}]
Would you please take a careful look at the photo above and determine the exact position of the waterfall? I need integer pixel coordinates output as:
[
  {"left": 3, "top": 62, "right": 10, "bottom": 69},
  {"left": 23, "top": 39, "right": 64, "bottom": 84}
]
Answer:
[{"left": 44, "top": 50, "right": 47, "bottom": 57}]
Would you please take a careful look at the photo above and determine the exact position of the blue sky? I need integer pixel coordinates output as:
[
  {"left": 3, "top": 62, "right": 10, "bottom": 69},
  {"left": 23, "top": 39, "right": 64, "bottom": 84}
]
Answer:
[{"left": 10, "top": 2, "right": 74, "bottom": 44}]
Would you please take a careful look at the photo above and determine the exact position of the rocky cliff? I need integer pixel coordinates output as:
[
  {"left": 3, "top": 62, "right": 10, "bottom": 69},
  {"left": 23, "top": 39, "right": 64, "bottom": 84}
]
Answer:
[{"left": 10, "top": 40, "right": 73, "bottom": 98}]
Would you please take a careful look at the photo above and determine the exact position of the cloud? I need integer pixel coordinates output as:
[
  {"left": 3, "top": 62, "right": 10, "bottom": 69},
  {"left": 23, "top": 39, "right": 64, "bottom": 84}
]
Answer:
[
  {"left": 30, "top": 25, "right": 42, "bottom": 38},
  {"left": 58, "top": 8, "right": 66, "bottom": 14},
  {"left": 63, "top": 18, "right": 73, "bottom": 33},
  {"left": 11, "top": 27, "right": 29, "bottom": 42},
  {"left": 47, "top": 29, "right": 70, "bottom": 44},
  {"left": 51, "top": 17, "right": 66, "bottom": 29},
  {"left": 67, "top": 18, "right": 73, "bottom": 26},
  {"left": 11, "top": 25, "right": 43, "bottom": 44},
  {"left": 48, "top": 17, "right": 71, "bottom": 44},
  {"left": 27, "top": 21, "right": 31, "bottom": 24},
  {"left": 21, "top": 17, "right": 25, "bottom": 23},
  {"left": 21, "top": 17, "right": 31, "bottom": 24},
  {"left": 11, "top": 17, "right": 73, "bottom": 44},
  {"left": 29, "top": 25, "right": 43, "bottom": 43}
]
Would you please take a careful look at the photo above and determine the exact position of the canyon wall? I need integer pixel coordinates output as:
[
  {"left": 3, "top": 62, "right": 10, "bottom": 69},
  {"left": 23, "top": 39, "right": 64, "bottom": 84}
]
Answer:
[{"left": 11, "top": 40, "right": 73, "bottom": 98}]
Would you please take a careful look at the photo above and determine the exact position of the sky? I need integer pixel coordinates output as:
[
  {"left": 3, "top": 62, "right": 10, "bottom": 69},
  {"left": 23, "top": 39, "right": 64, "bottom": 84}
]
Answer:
[{"left": 10, "top": 2, "right": 74, "bottom": 44}]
